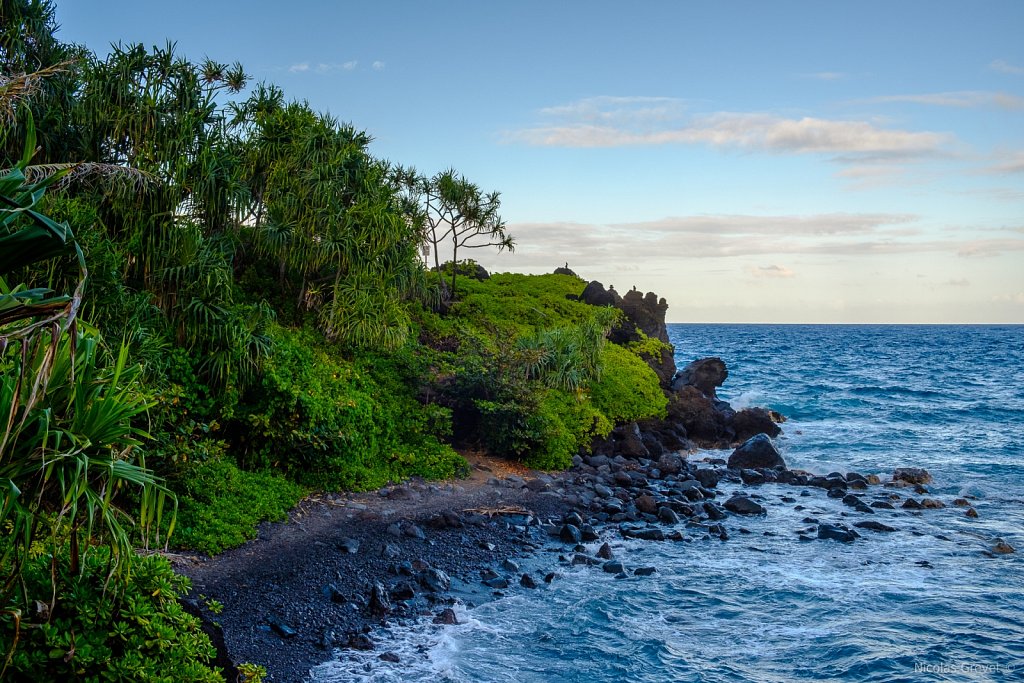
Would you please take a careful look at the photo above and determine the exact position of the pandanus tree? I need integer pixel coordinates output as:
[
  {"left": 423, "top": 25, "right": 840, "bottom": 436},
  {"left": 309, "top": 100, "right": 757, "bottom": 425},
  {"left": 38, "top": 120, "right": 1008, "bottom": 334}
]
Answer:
[
  {"left": 233, "top": 91, "right": 430, "bottom": 349},
  {"left": 409, "top": 168, "right": 514, "bottom": 299}
]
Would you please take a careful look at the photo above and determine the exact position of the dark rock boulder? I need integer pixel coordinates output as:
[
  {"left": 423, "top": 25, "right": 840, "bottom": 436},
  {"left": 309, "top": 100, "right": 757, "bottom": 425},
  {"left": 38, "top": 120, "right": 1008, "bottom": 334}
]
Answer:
[
  {"left": 727, "top": 434, "right": 786, "bottom": 470},
  {"left": 854, "top": 521, "right": 897, "bottom": 532},
  {"left": 433, "top": 608, "right": 459, "bottom": 625},
  {"left": 817, "top": 524, "right": 858, "bottom": 543},
  {"left": 731, "top": 407, "right": 783, "bottom": 441},
  {"left": 724, "top": 494, "right": 767, "bottom": 515},
  {"left": 553, "top": 265, "right": 578, "bottom": 277},
  {"left": 616, "top": 289, "right": 670, "bottom": 345},
  {"left": 367, "top": 583, "right": 392, "bottom": 617},
  {"left": 668, "top": 386, "right": 731, "bottom": 445},
  {"left": 615, "top": 422, "right": 649, "bottom": 459},
  {"left": 693, "top": 469, "right": 721, "bottom": 489},
  {"left": 580, "top": 280, "right": 623, "bottom": 308},
  {"left": 671, "top": 358, "right": 728, "bottom": 398}
]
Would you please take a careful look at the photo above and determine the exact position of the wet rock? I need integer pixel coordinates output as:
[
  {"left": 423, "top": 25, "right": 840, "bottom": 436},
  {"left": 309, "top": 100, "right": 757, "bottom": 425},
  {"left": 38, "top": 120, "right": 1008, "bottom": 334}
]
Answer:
[
  {"left": 368, "top": 583, "right": 392, "bottom": 617},
  {"left": 966, "top": 507, "right": 979, "bottom": 518},
  {"left": 893, "top": 468, "right": 932, "bottom": 485},
  {"left": 379, "top": 652, "right": 401, "bottom": 663},
  {"left": 596, "top": 542, "right": 614, "bottom": 559},
  {"left": 953, "top": 498, "right": 971, "bottom": 507},
  {"left": 348, "top": 633, "right": 375, "bottom": 650},
  {"left": 901, "top": 498, "right": 923, "bottom": 510},
  {"left": 854, "top": 521, "right": 897, "bottom": 532},
  {"left": 920, "top": 498, "right": 945, "bottom": 509},
  {"left": 728, "top": 434, "right": 786, "bottom": 470},
  {"left": 671, "top": 357, "right": 728, "bottom": 398},
  {"left": 657, "top": 453, "right": 684, "bottom": 476},
  {"left": 731, "top": 407, "right": 783, "bottom": 441},
  {"left": 622, "top": 527, "right": 666, "bottom": 541},
  {"left": 827, "top": 487, "right": 847, "bottom": 499},
  {"left": 871, "top": 501, "right": 896, "bottom": 510},
  {"left": 724, "top": 494, "right": 766, "bottom": 515},
  {"left": 559, "top": 524, "right": 583, "bottom": 544},
  {"left": 544, "top": 572, "right": 559, "bottom": 583},
  {"left": 602, "top": 560, "right": 625, "bottom": 574},
  {"left": 520, "top": 573, "right": 538, "bottom": 589},
  {"left": 501, "top": 559, "right": 520, "bottom": 572},
  {"left": 420, "top": 567, "right": 451, "bottom": 593},
  {"left": 703, "top": 502, "right": 728, "bottom": 521},
  {"left": 842, "top": 494, "right": 863, "bottom": 507},
  {"left": 739, "top": 469, "right": 766, "bottom": 485},
  {"left": 817, "top": 524, "right": 858, "bottom": 543},
  {"left": 992, "top": 539, "right": 1015, "bottom": 554},
  {"left": 581, "top": 524, "right": 600, "bottom": 542},
  {"left": 658, "top": 506, "right": 681, "bottom": 524},
  {"left": 635, "top": 495, "right": 658, "bottom": 515},
  {"left": 616, "top": 422, "right": 650, "bottom": 459},
  {"left": 634, "top": 566, "right": 658, "bottom": 576},
  {"left": 571, "top": 553, "right": 603, "bottom": 566},
  {"left": 433, "top": 608, "right": 459, "bottom": 625},
  {"left": 483, "top": 576, "right": 510, "bottom": 589},
  {"left": 668, "top": 386, "right": 730, "bottom": 445},
  {"left": 694, "top": 469, "right": 720, "bottom": 489}
]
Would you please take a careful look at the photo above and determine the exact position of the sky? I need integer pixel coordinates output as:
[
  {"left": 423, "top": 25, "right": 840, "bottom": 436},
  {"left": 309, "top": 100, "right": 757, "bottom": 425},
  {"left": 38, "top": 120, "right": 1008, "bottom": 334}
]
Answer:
[{"left": 54, "top": 1, "right": 1024, "bottom": 323}]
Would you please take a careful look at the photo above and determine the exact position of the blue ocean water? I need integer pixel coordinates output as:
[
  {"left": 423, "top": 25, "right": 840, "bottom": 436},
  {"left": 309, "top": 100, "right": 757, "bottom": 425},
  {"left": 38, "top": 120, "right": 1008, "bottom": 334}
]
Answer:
[{"left": 314, "top": 325, "right": 1024, "bottom": 682}]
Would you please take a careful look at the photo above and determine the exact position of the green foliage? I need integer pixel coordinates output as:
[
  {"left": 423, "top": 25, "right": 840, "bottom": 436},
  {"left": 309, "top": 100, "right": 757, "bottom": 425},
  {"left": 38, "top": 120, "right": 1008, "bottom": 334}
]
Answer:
[
  {"left": 170, "top": 459, "right": 304, "bottom": 556},
  {"left": 0, "top": 544, "right": 222, "bottom": 682},
  {"left": 591, "top": 342, "right": 668, "bottom": 424},
  {"left": 241, "top": 326, "right": 465, "bottom": 490}
]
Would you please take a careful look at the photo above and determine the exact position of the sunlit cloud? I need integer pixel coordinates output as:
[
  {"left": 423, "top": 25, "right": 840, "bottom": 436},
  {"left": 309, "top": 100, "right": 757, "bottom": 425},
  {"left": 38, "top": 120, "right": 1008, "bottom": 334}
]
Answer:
[
  {"left": 288, "top": 62, "right": 310, "bottom": 73},
  {"left": 498, "top": 213, "right": 1024, "bottom": 269},
  {"left": 860, "top": 90, "right": 1024, "bottom": 110},
  {"left": 507, "top": 100, "right": 953, "bottom": 162},
  {"left": 989, "top": 59, "right": 1024, "bottom": 75}
]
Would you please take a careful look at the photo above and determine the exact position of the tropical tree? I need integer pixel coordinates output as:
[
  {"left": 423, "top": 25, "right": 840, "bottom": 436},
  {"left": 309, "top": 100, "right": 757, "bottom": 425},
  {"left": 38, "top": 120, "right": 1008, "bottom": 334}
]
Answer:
[{"left": 413, "top": 169, "right": 514, "bottom": 298}]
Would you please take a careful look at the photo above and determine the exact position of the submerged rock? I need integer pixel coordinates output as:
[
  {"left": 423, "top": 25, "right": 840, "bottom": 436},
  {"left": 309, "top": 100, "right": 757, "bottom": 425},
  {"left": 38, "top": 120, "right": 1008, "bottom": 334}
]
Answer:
[
  {"left": 728, "top": 434, "right": 786, "bottom": 470},
  {"left": 893, "top": 468, "right": 932, "bottom": 485},
  {"left": 817, "top": 524, "right": 858, "bottom": 543}
]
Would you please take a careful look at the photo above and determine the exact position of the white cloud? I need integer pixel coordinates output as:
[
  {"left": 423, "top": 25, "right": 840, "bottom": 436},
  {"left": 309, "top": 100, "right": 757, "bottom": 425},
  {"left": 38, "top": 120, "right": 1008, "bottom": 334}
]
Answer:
[
  {"left": 861, "top": 90, "right": 1024, "bottom": 110},
  {"left": 372, "top": 61, "right": 386, "bottom": 71},
  {"left": 989, "top": 59, "right": 1024, "bottom": 75},
  {"left": 507, "top": 103, "right": 952, "bottom": 162},
  {"left": 981, "top": 151, "right": 1024, "bottom": 175},
  {"left": 498, "top": 213, "right": 1024, "bottom": 270},
  {"left": 749, "top": 264, "right": 796, "bottom": 278},
  {"left": 288, "top": 62, "right": 310, "bottom": 73},
  {"left": 289, "top": 61, "right": 358, "bottom": 74},
  {"left": 942, "top": 278, "right": 971, "bottom": 287}
]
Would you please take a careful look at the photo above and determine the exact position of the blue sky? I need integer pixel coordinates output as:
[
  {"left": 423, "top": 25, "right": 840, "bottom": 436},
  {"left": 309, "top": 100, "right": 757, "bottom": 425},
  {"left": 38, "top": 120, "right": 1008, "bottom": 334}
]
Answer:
[{"left": 56, "top": 1, "right": 1024, "bottom": 322}]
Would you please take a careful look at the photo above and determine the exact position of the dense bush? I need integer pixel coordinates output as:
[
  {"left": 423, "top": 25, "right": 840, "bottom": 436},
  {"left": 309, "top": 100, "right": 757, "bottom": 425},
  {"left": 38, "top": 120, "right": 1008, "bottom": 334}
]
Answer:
[
  {"left": 240, "top": 326, "right": 465, "bottom": 490},
  {"left": 592, "top": 342, "right": 668, "bottom": 424},
  {"left": 170, "top": 459, "right": 306, "bottom": 555},
  {"left": 0, "top": 545, "right": 222, "bottom": 682}
]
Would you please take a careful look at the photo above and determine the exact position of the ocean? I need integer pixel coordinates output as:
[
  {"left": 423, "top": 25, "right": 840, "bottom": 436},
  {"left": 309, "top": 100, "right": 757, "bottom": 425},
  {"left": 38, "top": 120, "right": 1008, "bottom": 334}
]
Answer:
[{"left": 313, "top": 324, "right": 1024, "bottom": 682}]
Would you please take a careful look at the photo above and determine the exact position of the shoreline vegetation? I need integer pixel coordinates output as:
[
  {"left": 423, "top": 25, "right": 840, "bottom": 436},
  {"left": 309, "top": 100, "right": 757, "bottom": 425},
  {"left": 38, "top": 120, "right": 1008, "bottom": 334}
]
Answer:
[
  {"left": 2, "top": 5, "right": 1009, "bottom": 682},
  {"left": 0, "top": 4, "right": 751, "bottom": 680}
]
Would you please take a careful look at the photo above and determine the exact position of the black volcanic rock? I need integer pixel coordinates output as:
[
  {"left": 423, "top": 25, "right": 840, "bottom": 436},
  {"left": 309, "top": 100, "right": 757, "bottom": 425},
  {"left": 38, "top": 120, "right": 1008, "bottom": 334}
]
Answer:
[
  {"left": 727, "top": 434, "right": 786, "bottom": 470},
  {"left": 671, "top": 358, "right": 728, "bottom": 398}
]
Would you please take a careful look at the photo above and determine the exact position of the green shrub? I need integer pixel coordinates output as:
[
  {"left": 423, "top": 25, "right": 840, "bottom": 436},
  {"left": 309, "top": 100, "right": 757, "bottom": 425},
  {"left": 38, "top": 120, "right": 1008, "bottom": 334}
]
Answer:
[
  {"left": 240, "top": 326, "right": 465, "bottom": 490},
  {"left": 170, "top": 459, "right": 305, "bottom": 555},
  {"left": 0, "top": 544, "right": 223, "bottom": 682},
  {"left": 591, "top": 342, "right": 668, "bottom": 423}
]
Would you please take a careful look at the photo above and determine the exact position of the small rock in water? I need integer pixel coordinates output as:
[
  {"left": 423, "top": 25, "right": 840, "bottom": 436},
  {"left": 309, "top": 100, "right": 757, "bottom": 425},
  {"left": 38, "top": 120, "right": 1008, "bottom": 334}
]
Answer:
[
  {"left": 602, "top": 560, "right": 625, "bottom": 574},
  {"left": 379, "top": 652, "right": 401, "bottom": 663},
  {"left": 433, "top": 608, "right": 459, "bottom": 625},
  {"left": 520, "top": 573, "right": 538, "bottom": 589},
  {"left": 817, "top": 524, "right": 858, "bottom": 543},
  {"left": 965, "top": 507, "right": 979, "bottom": 518},
  {"left": 597, "top": 542, "right": 614, "bottom": 559},
  {"left": 870, "top": 501, "right": 896, "bottom": 510},
  {"left": 854, "top": 521, "right": 897, "bottom": 532},
  {"left": 658, "top": 506, "right": 681, "bottom": 524},
  {"left": 901, "top": 498, "right": 923, "bottom": 510},
  {"left": 483, "top": 576, "right": 509, "bottom": 589},
  {"left": 893, "top": 467, "right": 932, "bottom": 485},
  {"left": 953, "top": 498, "right": 971, "bottom": 507},
  {"left": 501, "top": 559, "right": 520, "bottom": 572},
  {"left": 543, "top": 572, "right": 559, "bottom": 583},
  {"left": 724, "top": 494, "right": 766, "bottom": 515},
  {"left": 992, "top": 539, "right": 1015, "bottom": 554},
  {"left": 920, "top": 498, "right": 945, "bottom": 509},
  {"left": 559, "top": 524, "right": 583, "bottom": 544},
  {"left": 634, "top": 566, "right": 658, "bottom": 576},
  {"left": 348, "top": 633, "right": 375, "bottom": 650},
  {"left": 581, "top": 524, "right": 600, "bottom": 542}
]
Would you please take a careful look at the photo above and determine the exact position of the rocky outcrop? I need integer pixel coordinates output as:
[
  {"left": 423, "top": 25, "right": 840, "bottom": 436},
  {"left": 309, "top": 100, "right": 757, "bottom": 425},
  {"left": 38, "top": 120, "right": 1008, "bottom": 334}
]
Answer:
[
  {"left": 671, "top": 358, "right": 728, "bottom": 398},
  {"left": 578, "top": 281, "right": 675, "bottom": 386}
]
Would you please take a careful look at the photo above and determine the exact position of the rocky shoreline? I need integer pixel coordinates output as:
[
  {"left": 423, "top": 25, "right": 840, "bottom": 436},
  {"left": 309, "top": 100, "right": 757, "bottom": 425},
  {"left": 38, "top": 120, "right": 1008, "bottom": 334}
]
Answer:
[{"left": 173, "top": 349, "right": 1015, "bottom": 682}]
